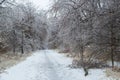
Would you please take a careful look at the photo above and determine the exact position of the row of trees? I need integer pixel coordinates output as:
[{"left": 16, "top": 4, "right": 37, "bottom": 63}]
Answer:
[
  {"left": 0, "top": 0, "right": 119, "bottom": 76},
  {"left": 48, "top": 0, "right": 120, "bottom": 74},
  {"left": 0, "top": 0, "right": 48, "bottom": 54}
]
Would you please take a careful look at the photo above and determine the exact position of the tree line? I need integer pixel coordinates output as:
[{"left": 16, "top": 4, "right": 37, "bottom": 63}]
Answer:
[
  {"left": 0, "top": 0, "right": 120, "bottom": 75},
  {"left": 47, "top": 0, "right": 120, "bottom": 75},
  {"left": 0, "top": 0, "right": 48, "bottom": 54}
]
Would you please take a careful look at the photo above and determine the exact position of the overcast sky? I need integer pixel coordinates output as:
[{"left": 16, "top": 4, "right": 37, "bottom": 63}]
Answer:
[
  {"left": 29, "top": 0, "right": 52, "bottom": 10},
  {"left": 17, "top": 0, "right": 52, "bottom": 10}
]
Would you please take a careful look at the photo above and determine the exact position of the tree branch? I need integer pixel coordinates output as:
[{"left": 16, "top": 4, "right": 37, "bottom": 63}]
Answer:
[{"left": 0, "top": 0, "right": 6, "bottom": 5}]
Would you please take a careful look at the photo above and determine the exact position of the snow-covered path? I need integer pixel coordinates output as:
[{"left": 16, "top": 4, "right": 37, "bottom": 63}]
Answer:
[{"left": 0, "top": 50, "right": 113, "bottom": 80}]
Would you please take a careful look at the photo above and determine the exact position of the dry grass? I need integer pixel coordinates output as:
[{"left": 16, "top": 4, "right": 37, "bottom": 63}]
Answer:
[
  {"left": 0, "top": 52, "right": 32, "bottom": 73},
  {"left": 105, "top": 68, "right": 120, "bottom": 79}
]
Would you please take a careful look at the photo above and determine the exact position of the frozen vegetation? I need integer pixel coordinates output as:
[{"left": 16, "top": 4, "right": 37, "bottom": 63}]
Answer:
[{"left": 0, "top": 0, "right": 120, "bottom": 80}]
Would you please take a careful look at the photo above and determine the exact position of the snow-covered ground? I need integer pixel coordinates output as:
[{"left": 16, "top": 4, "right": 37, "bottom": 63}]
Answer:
[{"left": 0, "top": 50, "right": 116, "bottom": 80}]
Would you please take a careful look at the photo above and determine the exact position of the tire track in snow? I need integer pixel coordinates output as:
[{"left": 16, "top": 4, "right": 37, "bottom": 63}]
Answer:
[
  {"left": 44, "top": 50, "right": 61, "bottom": 80},
  {"left": 35, "top": 50, "right": 61, "bottom": 80}
]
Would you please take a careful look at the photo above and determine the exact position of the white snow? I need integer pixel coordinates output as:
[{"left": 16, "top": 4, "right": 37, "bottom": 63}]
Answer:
[
  {"left": 107, "top": 61, "right": 120, "bottom": 67},
  {"left": 0, "top": 50, "right": 116, "bottom": 80}
]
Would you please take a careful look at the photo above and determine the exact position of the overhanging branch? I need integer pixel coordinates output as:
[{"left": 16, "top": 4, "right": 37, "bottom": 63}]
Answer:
[{"left": 0, "top": 0, "right": 6, "bottom": 5}]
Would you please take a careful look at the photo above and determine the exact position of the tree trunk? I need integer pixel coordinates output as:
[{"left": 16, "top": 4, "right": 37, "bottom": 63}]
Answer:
[
  {"left": 111, "top": 46, "right": 114, "bottom": 68},
  {"left": 80, "top": 46, "right": 88, "bottom": 76},
  {"left": 13, "top": 30, "right": 16, "bottom": 54},
  {"left": 80, "top": 46, "right": 84, "bottom": 67},
  {"left": 84, "top": 68, "right": 88, "bottom": 76},
  {"left": 110, "top": 24, "right": 115, "bottom": 68},
  {"left": 21, "top": 31, "right": 24, "bottom": 54}
]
